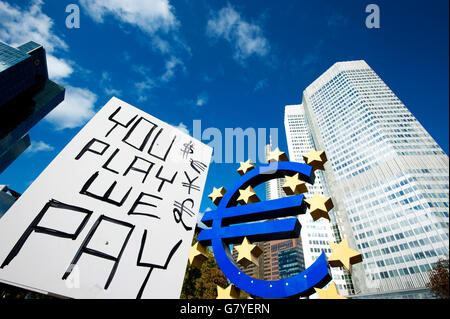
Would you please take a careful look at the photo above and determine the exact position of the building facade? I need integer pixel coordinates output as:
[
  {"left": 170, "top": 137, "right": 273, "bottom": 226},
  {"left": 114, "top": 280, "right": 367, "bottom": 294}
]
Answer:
[
  {"left": 269, "top": 238, "right": 304, "bottom": 280},
  {"left": 0, "top": 185, "right": 20, "bottom": 219},
  {"left": 301, "top": 60, "right": 449, "bottom": 296},
  {"left": 284, "top": 105, "right": 354, "bottom": 296},
  {"left": 263, "top": 138, "right": 352, "bottom": 296},
  {"left": 0, "top": 41, "right": 65, "bottom": 173}
]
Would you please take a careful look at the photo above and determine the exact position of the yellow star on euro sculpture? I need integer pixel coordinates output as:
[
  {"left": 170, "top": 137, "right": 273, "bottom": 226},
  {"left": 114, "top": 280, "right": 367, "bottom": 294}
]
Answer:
[
  {"left": 208, "top": 187, "right": 226, "bottom": 206},
  {"left": 216, "top": 284, "right": 240, "bottom": 299},
  {"left": 328, "top": 238, "right": 363, "bottom": 273},
  {"left": 282, "top": 173, "right": 308, "bottom": 195},
  {"left": 188, "top": 242, "right": 208, "bottom": 269},
  {"left": 237, "top": 159, "right": 255, "bottom": 176},
  {"left": 304, "top": 192, "right": 334, "bottom": 221},
  {"left": 314, "top": 282, "right": 347, "bottom": 299},
  {"left": 235, "top": 237, "right": 263, "bottom": 267},
  {"left": 237, "top": 185, "right": 260, "bottom": 205},
  {"left": 303, "top": 149, "right": 327, "bottom": 171},
  {"left": 267, "top": 147, "right": 289, "bottom": 163}
]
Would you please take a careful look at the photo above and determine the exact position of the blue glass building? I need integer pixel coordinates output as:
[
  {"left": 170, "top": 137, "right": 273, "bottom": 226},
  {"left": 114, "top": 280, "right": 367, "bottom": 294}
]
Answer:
[
  {"left": 0, "top": 185, "right": 20, "bottom": 218},
  {"left": 277, "top": 247, "right": 305, "bottom": 280},
  {"left": 0, "top": 41, "right": 65, "bottom": 173},
  {"left": 269, "top": 238, "right": 306, "bottom": 281}
]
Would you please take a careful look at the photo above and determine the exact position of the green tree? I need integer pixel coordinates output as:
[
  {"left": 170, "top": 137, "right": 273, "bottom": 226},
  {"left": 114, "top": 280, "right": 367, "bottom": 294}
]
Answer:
[
  {"left": 0, "top": 282, "right": 53, "bottom": 299},
  {"left": 193, "top": 250, "right": 228, "bottom": 299},
  {"left": 181, "top": 244, "right": 228, "bottom": 299},
  {"left": 181, "top": 231, "right": 252, "bottom": 299},
  {"left": 180, "top": 260, "right": 202, "bottom": 299},
  {"left": 426, "top": 258, "right": 449, "bottom": 299}
]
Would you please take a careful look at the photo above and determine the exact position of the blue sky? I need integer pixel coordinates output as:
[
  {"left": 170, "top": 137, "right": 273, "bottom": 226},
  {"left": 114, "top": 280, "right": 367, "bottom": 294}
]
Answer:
[{"left": 0, "top": 0, "right": 448, "bottom": 216}]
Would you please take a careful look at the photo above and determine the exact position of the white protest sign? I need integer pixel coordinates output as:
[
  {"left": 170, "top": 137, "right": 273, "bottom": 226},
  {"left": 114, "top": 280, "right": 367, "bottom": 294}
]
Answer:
[{"left": 0, "top": 97, "right": 212, "bottom": 299}]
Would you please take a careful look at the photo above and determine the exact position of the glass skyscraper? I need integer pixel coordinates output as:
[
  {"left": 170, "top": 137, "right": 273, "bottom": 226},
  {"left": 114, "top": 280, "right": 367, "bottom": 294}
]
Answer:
[
  {"left": 300, "top": 60, "right": 449, "bottom": 297},
  {"left": 283, "top": 105, "right": 354, "bottom": 297},
  {"left": 0, "top": 41, "right": 65, "bottom": 173},
  {"left": 264, "top": 136, "right": 352, "bottom": 296},
  {"left": 270, "top": 238, "right": 305, "bottom": 280}
]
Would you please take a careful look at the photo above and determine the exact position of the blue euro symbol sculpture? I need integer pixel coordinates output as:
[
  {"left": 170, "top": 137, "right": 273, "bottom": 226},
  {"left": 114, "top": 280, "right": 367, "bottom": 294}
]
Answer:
[{"left": 198, "top": 161, "right": 332, "bottom": 298}]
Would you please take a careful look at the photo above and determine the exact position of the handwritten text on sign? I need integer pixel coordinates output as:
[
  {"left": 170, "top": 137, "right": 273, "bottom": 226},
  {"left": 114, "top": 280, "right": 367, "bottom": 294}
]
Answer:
[{"left": 0, "top": 97, "right": 212, "bottom": 298}]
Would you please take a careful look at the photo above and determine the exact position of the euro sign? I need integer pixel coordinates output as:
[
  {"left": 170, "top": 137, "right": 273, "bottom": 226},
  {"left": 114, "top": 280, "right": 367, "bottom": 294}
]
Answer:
[{"left": 198, "top": 161, "right": 332, "bottom": 298}]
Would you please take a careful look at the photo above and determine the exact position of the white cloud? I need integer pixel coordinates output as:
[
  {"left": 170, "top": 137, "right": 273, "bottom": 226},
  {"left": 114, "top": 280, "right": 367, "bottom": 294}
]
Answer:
[
  {"left": 152, "top": 36, "right": 171, "bottom": 54},
  {"left": 79, "top": 1, "right": 188, "bottom": 88},
  {"left": 79, "top": 0, "right": 190, "bottom": 80},
  {"left": 254, "top": 78, "right": 268, "bottom": 91},
  {"left": 137, "top": 96, "right": 148, "bottom": 103},
  {"left": 206, "top": 5, "right": 270, "bottom": 62},
  {"left": 45, "top": 86, "right": 97, "bottom": 130},
  {"left": 132, "top": 65, "right": 155, "bottom": 102},
  {"left": 131, "top": 55, "right": 184, "bottom": 101},
  {"left": 135, "top": 77, "right": 155, "bottom": 99},
  {"left": 46, "top": 55, "right": 74, "bottom": 80},
  {"left": 135, "top": 80, "right": 154, "bottom": 92},
  {"left": 195, "top": 92, "right": 209, "bottom": 106},
  {"left": 174, "top": 122, "right": 190, "bottom": 135},
  {"left": 0, "top": 0, "right": 67, "bottom": 53},
  {"left": 101, "top": 72, "right": 122, "bottom": 97},
  {"left": 202, "top": 74, "right": 213, "bottom": 83},
  {"left": 105, "top": 87, "right": 122, "bottom": 96},
  {"left": 79, "top": 0, "right": 179, "bottom": 35},
  {"left": 25, "top": 141, "right": 54, "bottom": 154},
  {"left": 160, "top": 56, "right": 184, "bottom": 82},
  {"left": 0, "top": 0, "right": 100, "bottom": 133},
  {"left": 197, "top": 207, "right": 211, "bottom": 229},
  {"left": 0, "top": 0, "right": 73, "bottom": 82},
  {"left": 177, "top": 92, "right": 209, "bottom": 108}
]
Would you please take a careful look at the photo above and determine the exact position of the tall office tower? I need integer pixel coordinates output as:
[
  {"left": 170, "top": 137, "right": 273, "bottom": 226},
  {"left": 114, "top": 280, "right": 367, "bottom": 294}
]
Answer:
[
  {"left": 263, "top": 141, "right": 351, "bottom": 296},
  {"left": 262, "top": 143, "right": 286, "bottom": 281},
  {"left": 269, "top": 238, "right": 305, "bottom": 280},
  {"left": 284, "top": 105, "right": 353, "bottom": 296},
  {"left": 302, "top": 60, "right": 449, "bottom": 298},
  {"left": 261, "top": 241, "right": 272, "bottom": 281},
  {"left": 0, "top": 41, "right": 65, "bottom": 173},
  {"left": 265, "top": 144, "right": 286, "bottom": 200}
]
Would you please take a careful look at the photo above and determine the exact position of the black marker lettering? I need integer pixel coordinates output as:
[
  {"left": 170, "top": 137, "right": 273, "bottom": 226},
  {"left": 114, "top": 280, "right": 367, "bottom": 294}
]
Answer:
[
  {"left": 123, "top": 156, "right": 155, "bottom": 184},
  {"left": 105, "top": 106, "right": 138, "bottom": 138},
  {"left": 1, "top": 199, "right": 92, "bottom": 268},
  {"left": 128, "top": 192, "right": 162, "bottom": 219},
  {"left": 75, "top": 138, "right": 109, "bottom": 161},
  {"left": 122, "top": 117, "right": 157, "bottom": 151},
  {"left": 102, "top": 148, "right": 120, "bottom": 174},
  {"left": 147, "top": 128, "right": 176, "bottom": 162},
  {"left": 135, "top": 229, "right": 182, "bottom": 299},
  {"left": 190, "top": 159, "right": 207, "bottom": 175},
  {"left": 62, "top": 215, "right": 134, "bottom": 290},
  {"left": 80, "top": 171, "right": 132, "bottom": 207},
  {"left": 155, "top": 166, "right": 178, "bottom": 192},
  {"left": 173, "top": 198, "right": 194, "bottom": 231},
  {"left": 182, "top": 171, "right": 200, "bottom": 194}
]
